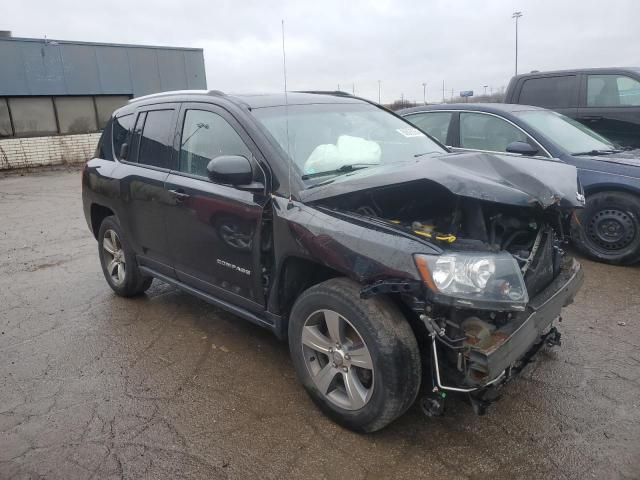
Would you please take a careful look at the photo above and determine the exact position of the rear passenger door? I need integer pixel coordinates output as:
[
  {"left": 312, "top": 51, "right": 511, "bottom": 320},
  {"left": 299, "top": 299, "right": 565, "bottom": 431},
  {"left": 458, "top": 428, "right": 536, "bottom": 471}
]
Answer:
[
  {"left": 164, "top": 103, "right": 268, "bottom": 311},
  {"left": 116, "top": 104, "right": 179, "bottom": 277}
]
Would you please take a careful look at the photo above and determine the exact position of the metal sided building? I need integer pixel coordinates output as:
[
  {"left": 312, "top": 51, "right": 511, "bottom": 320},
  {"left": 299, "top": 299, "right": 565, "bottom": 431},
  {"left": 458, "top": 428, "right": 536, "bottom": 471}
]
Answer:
[{"left": 0, "top": 32, "right": 206, "bottom": 169}]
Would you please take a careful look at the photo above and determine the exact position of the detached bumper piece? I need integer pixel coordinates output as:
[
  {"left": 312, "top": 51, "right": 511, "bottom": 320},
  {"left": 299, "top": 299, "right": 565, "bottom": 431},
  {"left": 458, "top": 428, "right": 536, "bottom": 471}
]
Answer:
[{"left": 430, "top": 258, "right": 583, "bottom": 395}]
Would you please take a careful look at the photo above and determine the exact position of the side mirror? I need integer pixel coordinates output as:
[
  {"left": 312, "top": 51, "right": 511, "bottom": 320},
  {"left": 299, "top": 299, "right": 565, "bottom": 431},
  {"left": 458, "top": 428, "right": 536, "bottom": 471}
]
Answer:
[
  {"left": 119, "top": 142, "right": 129, "bottom": 160},
  {"left": 506, "top": 141, "right": 538, "bottom": 156},
  {"left": 207, "top": 155, "right": 254, "bottom": 186}
]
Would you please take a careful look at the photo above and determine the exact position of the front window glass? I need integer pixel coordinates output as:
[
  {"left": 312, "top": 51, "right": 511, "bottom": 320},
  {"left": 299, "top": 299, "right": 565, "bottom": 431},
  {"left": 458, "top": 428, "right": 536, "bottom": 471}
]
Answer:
[
  {"left": 515, "top": 110, "right": 616, "bottom": 154},
  {"left": 459, "top": 112, "right": 529, "bottom": 152},
  {"left": 404, "top": 112, "right": 452, "bottom": 144},
  {"left": 179, "top": 110, "right": 251, "bottom": 177},
  {"left": 251, "top": 103, "right": 445, "bottom": 179},
  {"left": 587, "top": 74, "right": 640, "bottom": 107}
]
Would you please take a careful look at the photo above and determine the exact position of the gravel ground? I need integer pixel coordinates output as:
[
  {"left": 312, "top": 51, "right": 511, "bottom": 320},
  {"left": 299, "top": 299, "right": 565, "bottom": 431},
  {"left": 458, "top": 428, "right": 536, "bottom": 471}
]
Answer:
[{"left": 1, "top": 170, "right": 639, "bottom": 479}]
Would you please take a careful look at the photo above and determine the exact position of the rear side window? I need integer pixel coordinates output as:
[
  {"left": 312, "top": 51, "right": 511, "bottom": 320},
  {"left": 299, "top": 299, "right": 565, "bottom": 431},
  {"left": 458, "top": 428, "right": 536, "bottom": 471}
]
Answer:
[
  {"left": 518, "top": 76, "right": 577, "bottom": 108},
  {"left": 137, "top": 110, "right": 175, "bottom": 169},
  {"left": 112, "top": 114, "right": 134, "bottom": 161},
  {"left": 587, "top": 74, "right": 640, "bottom": 107},
  {"left": 404, "top": 112, "right": 453, "bottom": 144}
]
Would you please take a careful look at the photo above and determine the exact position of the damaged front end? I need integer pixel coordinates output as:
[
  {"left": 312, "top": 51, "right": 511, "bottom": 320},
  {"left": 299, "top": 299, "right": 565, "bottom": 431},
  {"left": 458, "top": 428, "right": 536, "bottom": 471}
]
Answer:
[{"left": 303, "top": 153, "right": 585, "bottom": 413}]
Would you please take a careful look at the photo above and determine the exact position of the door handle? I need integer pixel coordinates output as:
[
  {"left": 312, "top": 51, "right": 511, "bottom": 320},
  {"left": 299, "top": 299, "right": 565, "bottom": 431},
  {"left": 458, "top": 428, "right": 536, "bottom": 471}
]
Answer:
[
  {"left": 580, "top": 116, "right": 602, "bottom": 121},
  {"left": 168, "top": 189, "right": 190, "bottom": 202}
]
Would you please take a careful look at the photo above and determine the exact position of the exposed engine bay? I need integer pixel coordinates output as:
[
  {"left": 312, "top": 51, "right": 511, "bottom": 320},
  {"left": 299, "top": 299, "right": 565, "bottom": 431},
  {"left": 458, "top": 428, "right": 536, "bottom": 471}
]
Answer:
[
  {"left": 316, "top": 179, "right": 580, "bottom": 403},
  {"left": 318, "top": 180, "right": 567, "bottom": 289}
]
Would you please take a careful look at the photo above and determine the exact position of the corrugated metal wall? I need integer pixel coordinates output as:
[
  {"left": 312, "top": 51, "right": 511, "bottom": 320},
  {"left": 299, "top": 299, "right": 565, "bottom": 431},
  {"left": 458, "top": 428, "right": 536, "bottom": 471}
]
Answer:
[{"left": 0, "top": 37, "right": 206, "bottom": 97}]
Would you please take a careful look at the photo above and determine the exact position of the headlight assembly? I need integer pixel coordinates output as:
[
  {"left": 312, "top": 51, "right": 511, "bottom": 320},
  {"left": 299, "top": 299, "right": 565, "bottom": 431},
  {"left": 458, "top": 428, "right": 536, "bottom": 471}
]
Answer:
[{"left": 414, "top": 252, "right": 528, "bottom": 310}]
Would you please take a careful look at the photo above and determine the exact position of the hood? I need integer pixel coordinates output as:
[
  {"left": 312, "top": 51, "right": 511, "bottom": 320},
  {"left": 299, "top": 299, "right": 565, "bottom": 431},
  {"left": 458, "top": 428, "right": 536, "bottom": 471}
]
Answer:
[
  {"left": 575, "top": 149, "right": 640, "bottom": 168},
  {"left": 300, "top": 151, "right": 583, "bottom": 209}
]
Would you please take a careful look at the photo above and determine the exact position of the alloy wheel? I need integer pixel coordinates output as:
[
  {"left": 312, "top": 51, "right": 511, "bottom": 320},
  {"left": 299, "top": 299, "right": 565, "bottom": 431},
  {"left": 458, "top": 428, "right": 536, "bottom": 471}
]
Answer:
[
  {"left": 102, "top": 229, "right": 126, "bottom": 286},
  {"left": 301, "top": 309, "right": 374, "bottom": 410}
]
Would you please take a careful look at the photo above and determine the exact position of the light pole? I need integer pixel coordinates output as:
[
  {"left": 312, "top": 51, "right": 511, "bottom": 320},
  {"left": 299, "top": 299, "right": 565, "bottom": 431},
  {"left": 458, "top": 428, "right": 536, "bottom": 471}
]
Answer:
[
  {"left": 422, "top": 82, "right": 427, "bottom": 105},
  {"left": 483, "top": 85, "right": 488, "bottom": 96},
  {"left": 512, "top": 11, "right": 523, "bottom": 76},
  {"left": 378, "top": 80, "right": 381, "bottom": 104}
]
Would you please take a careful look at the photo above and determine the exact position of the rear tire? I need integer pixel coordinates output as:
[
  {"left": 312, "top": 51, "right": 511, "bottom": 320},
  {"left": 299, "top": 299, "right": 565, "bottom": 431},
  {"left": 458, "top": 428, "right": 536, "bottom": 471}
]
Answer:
[
  {"left": 288, "top": 278, "right": 421, "bottom": 432},
  {"left": 98, "top": 216, "right": 152, "bottom": 296},
  {"left": 571, "top": 191, "right": 640, "bottom": 265}
]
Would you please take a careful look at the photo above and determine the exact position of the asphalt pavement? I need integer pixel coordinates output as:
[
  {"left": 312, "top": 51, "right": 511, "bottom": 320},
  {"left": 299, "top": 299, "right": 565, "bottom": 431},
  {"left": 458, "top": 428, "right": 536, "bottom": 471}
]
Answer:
[{"left": 1, "top": 170, "right": 639, "bottom": 479}]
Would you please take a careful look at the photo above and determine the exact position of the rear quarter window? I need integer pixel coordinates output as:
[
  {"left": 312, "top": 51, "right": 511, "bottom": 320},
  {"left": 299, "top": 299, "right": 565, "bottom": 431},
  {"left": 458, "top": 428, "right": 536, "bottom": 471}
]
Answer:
[
  {"left": 95, "top": 119, "right": 112, "bottom": 159},
  {"left": 518, "top": 75, "right": 578, "bottom": 108},
  {"left": 112, "top": 114, "right": 135, "bottom": 161}
]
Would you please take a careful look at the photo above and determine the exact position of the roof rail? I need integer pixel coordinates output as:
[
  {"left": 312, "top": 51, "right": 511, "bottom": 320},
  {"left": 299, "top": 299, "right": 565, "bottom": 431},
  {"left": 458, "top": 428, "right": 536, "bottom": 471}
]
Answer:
[
  {"left": 129, "top": 89, "right": 225, "bottom": 104},
  {"left": 294, "top": 90, "right": 353, "bottom": 97}
]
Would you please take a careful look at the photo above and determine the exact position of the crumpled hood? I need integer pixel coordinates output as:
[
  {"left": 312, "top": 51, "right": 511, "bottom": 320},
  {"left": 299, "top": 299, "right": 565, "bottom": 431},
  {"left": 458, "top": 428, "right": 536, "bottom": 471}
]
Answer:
[
  {"left": 300, "top": 151, "right": 583, "bottom": 209},
  {"left": 577, "top": 149, "right": 640, "bottom": 168}
]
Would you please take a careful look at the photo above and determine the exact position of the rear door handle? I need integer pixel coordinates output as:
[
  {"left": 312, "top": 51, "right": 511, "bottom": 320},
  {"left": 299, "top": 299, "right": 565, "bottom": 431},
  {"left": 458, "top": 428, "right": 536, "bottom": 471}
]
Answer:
[{"left": 168, "top": 189, "right": 190, "bottom": 202}]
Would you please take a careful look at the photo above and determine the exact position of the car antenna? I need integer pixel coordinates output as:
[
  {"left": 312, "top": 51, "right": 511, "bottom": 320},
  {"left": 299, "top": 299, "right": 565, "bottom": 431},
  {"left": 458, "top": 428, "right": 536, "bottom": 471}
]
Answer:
[{"left": 281, "top": 19, "right": 294, "bottom": 209}]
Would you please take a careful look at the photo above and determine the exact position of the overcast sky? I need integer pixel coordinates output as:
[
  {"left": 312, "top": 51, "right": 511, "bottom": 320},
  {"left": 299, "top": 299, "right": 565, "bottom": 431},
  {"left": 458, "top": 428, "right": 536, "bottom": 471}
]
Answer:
[{"left": 4, "top": 0, "right": 639, "bottom": 103}]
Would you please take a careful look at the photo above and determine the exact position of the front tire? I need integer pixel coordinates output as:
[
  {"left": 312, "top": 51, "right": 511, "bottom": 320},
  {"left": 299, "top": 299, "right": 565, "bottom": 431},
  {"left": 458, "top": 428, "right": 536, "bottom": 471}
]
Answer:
[
  {"left": 571, "top": 191, "right": 640, "bottom": 265},
  {"left": 98, "top": 216, "right": 152, "bottom": 296},
  {"left": 288, "top": 278, "right": 421, "bottom": 433}
]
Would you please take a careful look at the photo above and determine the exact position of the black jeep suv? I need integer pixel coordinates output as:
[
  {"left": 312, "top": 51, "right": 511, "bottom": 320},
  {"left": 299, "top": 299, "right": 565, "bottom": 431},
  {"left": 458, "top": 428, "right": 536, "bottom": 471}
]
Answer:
[{"left": 82, "top": 90, "right": 584, "bottom": 432}]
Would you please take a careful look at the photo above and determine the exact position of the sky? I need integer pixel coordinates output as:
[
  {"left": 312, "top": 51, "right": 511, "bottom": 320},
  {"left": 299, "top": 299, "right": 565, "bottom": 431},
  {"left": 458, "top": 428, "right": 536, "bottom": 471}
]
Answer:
[{"left": 3, "top": 0, "right": 639, "bottom": 104}]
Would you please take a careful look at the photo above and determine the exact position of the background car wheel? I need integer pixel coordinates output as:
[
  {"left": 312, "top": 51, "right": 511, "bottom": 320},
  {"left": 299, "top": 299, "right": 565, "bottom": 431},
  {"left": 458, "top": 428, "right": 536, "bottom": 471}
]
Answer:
[
  {"left": 288, "top": 277, "right": 421, "bottom": 433},
  {"left": 98, "top": 216, "right": 153, "bottom": 296},
  {"left": 571, "top": 191, "right": 640, "bottom": 265}
]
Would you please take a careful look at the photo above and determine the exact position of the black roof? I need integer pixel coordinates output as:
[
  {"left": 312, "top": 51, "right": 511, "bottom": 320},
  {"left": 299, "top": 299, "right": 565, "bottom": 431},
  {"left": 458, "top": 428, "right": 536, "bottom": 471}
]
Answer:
[{"left": 398, "top": 103, "right": 547, "bottom": 116}]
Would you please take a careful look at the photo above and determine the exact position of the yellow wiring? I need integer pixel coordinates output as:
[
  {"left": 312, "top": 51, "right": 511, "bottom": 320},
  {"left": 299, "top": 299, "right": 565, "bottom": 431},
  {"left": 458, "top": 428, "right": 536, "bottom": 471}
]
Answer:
[
  {"left": 435, "top": 234, "right": 457, "bottom": 243},
  {"left": 413, "top": 230, "right": 457, "bottom": 243}
]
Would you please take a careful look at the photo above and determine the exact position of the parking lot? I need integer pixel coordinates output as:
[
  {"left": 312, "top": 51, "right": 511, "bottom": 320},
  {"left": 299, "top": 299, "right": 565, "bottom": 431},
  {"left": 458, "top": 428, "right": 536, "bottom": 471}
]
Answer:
[{"left": 1, "top": 169, "right": 639, "bottom": 479}]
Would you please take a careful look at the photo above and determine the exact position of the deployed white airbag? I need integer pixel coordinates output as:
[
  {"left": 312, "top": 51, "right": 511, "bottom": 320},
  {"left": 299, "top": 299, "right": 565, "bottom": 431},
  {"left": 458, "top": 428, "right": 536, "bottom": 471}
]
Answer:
[{"left": 304, "top": 135, "right": 381, "bottom": 174}]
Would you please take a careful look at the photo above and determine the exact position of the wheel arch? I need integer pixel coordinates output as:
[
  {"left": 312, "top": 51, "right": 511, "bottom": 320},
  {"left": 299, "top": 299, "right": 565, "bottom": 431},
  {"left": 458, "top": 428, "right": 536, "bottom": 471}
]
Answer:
[
  {"left": 582, "top": 181, "right": 640, "bottom": 199},
  {"left": 273, "top": 256, "right": 343, "bottom": 322},
  {"left": 270, "top": 255, "right": 423, "bottom": 341},
  {"left": 90, "top": 203, "right": 115, "bottom": 239}
]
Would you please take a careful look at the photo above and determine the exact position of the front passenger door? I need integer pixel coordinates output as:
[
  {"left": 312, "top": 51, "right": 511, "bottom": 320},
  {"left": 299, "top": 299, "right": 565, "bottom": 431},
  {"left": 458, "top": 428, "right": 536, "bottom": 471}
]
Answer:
[
  {"left": 164, "top": 104, "right": 268, "bottom": 311},
  {"left": 458, "top": 112, "right": 543, "bottom": 155}
]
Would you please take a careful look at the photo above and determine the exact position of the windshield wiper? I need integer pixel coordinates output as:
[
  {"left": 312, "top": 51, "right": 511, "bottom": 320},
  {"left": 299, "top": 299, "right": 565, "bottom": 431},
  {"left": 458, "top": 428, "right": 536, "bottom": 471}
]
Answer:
[
  {"left": 301, "top": 163, "right": 378, "bottom": 180},
  {"left": 414, "top": 151, "right": 441, "bottom": 158},
  {"left": 573, "top": 149, "right": 621, "bottom": 156}
]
